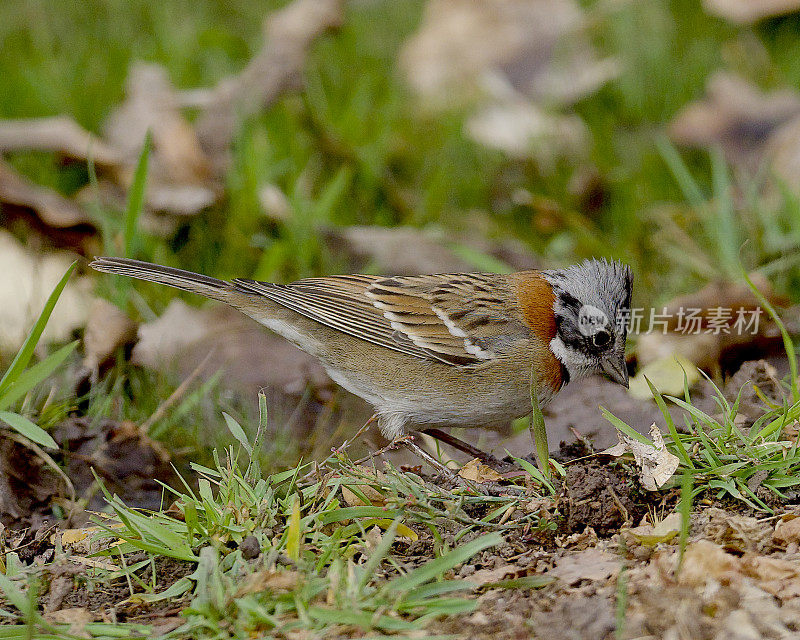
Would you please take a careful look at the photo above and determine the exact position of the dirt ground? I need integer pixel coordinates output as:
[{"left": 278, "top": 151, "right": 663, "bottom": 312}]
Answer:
[{"left": 3, "top": 357, "right": 800, "bottom": 639}]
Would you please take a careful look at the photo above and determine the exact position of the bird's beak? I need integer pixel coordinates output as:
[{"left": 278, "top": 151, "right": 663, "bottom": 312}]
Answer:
[{"left": 601, "top": 354, "right": 629, "bottom": 388}]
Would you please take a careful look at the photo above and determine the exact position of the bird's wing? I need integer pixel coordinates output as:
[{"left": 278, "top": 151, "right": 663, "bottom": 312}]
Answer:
[
  {"left": 233, "top": 273, "right": 531, "bottom": 366},
  {"left": 366, "top": 272, "right": 532, "bottom": 365}
]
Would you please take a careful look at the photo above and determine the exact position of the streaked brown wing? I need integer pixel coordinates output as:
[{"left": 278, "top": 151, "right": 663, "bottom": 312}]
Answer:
[
  {"left": 366, "top": 273, "right": 525, "bottom": 365},
  {"left": 231, "top": 274, "right": 444, "bottom": 362},
  {"left": 232, "top": 273, "right": 522, "bottom": 366}
]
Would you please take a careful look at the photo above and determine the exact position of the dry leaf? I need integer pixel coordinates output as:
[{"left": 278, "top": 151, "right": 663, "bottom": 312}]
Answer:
[
  {"left": 602, "top": 423, "right": 679, "bottom": 491},
  {"left": 323, "top": 223, "right": 538, "bottom": 275},
  {"left": 704, "top": 0, "right": 800, "bottom": 23},
  {"left": 323, "top": 226, "right": 474, "bottom": 274},
  {"left": 468, "top": 563, "right": 528, "bottom": 587},
  {"left": 458, "top": 458, "right": 503, "bottom": 483},
  {"left": 363, "top": 525, "right": 383, "bottom": 552},
  {"left": 624, "top": 512, "right": 681, "bottom": 547},
  {"left": 669, "top": 71, "right": 800, "bottom": 202},
  {"left": 341, "top": 467, "right": 387, "bottom": 507},
  {"left": 0, "top": 231, "right": 91, "bottom": 351},
  {"left": 131, "top": 300, "right": 330, "bottom": 397},
  {"left": 465, "top": 83, "right": 588, "bottom": 165},
  {"left": 670, "top": 72, "right": 800, "bottom": 166},
  {"left": 399, "top": 0, "right": 614, "bottom": 106},
  {"left": 82, "top": 298, "right": 137, "bottom": 370},
  {"left": 103, "top": 63, "right": 217, "bottom": 217},
  {"left": 678, "top": 540, "right": 740, "bottom": 587},
  {"left": 45, "top": 607, "right": 93, "bottom": 632},
  {"left": 236, "top": 569, "right": 300, "bottom": 597},
  {"left": 740, "top": 554, "right": 800, "bottom": 601},
  {"left": 258, "top": 183, "right": 292, "bottom": 222},
  {"left": 635, "top": 274, "right": 784, "bottom": 370},
  {"left": 548, "top": 549, "right": 619, "bottom": 585},
  {"left": 773, "top": 515, "right": 800, "bottom": 547},
  {"left": 398, "top": 0, "right": 613, "bottom": 168},
  {"left": 705, "top": 507, "right": 773, "bottom": 554},
  {"left": 556, "top": 526, "right": 598, "bottom": 550},
  {"left": 52, "top": 521, "right": 124, "bottom": 555},
  {"left": 194, "top": 0, "right": 344, "bottom": 171},
  {"left": 0, "top": 159, "right": 93, "bottom": 228},
  {"left": 0, "top": 116, "right": 121, "bottom": 166}
]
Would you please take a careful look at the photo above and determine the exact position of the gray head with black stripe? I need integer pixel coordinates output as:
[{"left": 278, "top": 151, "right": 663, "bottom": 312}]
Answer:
[{"left": 542, "top": 259, "right": 632, "bottom": 387}]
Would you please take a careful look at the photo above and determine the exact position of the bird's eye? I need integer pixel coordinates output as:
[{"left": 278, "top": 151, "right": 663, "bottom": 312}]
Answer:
[{"left": 593, "top": 330, "right": 611, "bottom": 348}]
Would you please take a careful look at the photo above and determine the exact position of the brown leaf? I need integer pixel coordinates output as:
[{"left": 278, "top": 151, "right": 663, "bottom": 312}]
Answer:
[
  {"left": 323, "top": 224, "right": 538, "bottom": 275},
  {"left": 0, "top": 159, "right": 93, "bottom": 228},
  {"left": 399, "top": 0, "right": 615, "bottom": 106},
  {"left": 704, "top": 507, "right": 774, "bottom": 554},
  {"left": 704, "top": 0, "right": 800, "bottom": 24},
  {"left": 0, "top": 116, "right": 122, "bottom": 166},
  {"left": 678, "top": 540, "right": 740, "bottom": 587},
  {"left": 468, "top": 563, "right": 531, "bottom": 587},
  {"left": 635, "top": 274, "right": 786, "bottom": 371},
  {"left": 103, "top": 63, "right": 218, "bottom": 217},
  {"left": 669, "top": 71, "right": 800, "bottom": 202},
  {"left": 623, "top": 512, "right": 682, "bottom": 547},
  {"left": 458, "top": 458, "right": 504, "bottom": 483},
  {"left": 670, "top": 72, "right": 800, "bottom": 166},
  {"left": 82, "top": 298, "right": 137, "bottom": 370},
  {"left": 547, "top": 549, "right": 619, "bottom": 585},
  {"left": 323, "top": 226, "right": 474, "bottom": 274},
  {"left": 131, "top": 300, "right": 331, "bottom": 398},
  {"left": 0, "top": 231, "right": 91, "bottom": 351},
  {"left": 398, "top": 0, "right": 614, "bottom": 167},
  {"left": 236, "top": 569, "right": 301, "bottom": 597},
  {"left": 773, "top": 515, "right": 800, "bottom": 547},
  {"left": 194, "top": 0, "right": 344, "bottom": 171},
  {"left": 341, "top": 467, "right": 387, "bottom": 507},
  {"left": 44, "top": 607, "right": 94, "bottom": 633},
  {"left": 465, "top": 95, "right": 588, "bottom": 165},
  {"left": 104, "top": 64, "right": 212, "bottom": 184}
]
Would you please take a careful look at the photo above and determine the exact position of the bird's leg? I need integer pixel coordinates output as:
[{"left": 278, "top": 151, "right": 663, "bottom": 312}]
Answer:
[
  {"left": 352, "top": 433, "right": 456, "bottom": 480},
  {"left": 402, "top": 434, "right": 458, "bottom": 480},
  {"left": 333, "top": 414, "right": 377, "bottom": 455},
  {"left": 420, "top": 427, "right": 505, "bottom": 468}
]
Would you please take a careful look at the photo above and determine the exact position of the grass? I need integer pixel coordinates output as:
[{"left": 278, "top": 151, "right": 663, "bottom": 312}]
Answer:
[
  {"left": 1, "top": 396, "right": 551, "bottom": 638},
  {"left": 603, "top": 345, "right": 800, "bottom": 512}
]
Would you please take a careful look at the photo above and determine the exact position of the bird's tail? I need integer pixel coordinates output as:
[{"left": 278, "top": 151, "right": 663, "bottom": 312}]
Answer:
[{"left": 89, "top": 257, "right": 237, "bottom": 304}]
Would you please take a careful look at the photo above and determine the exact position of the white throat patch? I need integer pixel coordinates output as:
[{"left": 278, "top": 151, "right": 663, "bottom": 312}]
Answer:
[{"left": 549, "top": 336, "right": 595, "bottom": 381}]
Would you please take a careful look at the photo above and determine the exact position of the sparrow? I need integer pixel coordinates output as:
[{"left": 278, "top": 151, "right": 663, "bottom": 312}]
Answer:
[{"left": 90, "top": 257, "right": 632, "bottom": 443}]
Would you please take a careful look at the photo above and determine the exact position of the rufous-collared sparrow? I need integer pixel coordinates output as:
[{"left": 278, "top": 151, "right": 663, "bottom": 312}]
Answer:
[{"left": 90, "top": 257, "right": 632, "bottom": 441}]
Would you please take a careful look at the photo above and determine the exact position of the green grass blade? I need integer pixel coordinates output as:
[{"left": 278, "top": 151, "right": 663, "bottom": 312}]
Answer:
[
  {"left": 0, "top": 411, "right": 57, "bottom": 449},
  {"left": 124, "top": 130, "right": 152, "bottom": 258},
  {"left": 644, "top": 376, "right": 692, "bottom": 468},
  {"left": 742, "top": 268, "right": 798, "bottom": 404},
  {"left": 222, "top": 412, "right": 252, "bottom": 456},
  {"left": 710, "top": 147, "right": 740, "bottom": 279},
  {"left": 512, "top": 456, "right": 555, "bottom": 494},
  {"left": 600, "top": 407, "right": 653, "bottom": 445},
  {"left": 656, "top": 136, "right": 704, "bottom": 208},
  {"left": 530, "top": 367, "right": 550, "bottom": 477},
  {"left": 387, "top": 533, "right": 502, "bottom": 594},
  {"left": 0, "top": 341, "right": 78, "bottom": 412}
]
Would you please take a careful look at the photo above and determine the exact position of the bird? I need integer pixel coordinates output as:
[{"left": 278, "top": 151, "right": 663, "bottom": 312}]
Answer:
[{"left": 90, "top": 256, "right": 632, "bottom": 470}]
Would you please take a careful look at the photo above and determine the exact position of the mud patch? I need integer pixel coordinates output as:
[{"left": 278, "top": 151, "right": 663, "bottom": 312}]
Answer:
[{"left": 561, "top": 460, "right": 648, "bottom": 536}]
